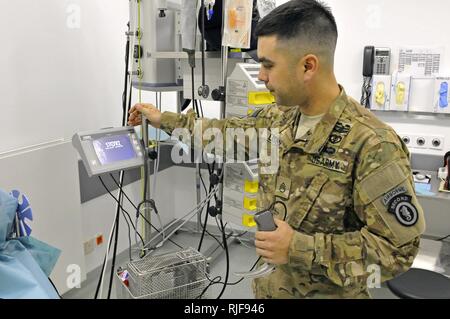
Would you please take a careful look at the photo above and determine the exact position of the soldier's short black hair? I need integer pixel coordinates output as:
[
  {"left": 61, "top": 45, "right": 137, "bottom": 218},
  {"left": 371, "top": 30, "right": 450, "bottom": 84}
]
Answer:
[{"left": 255, "top": 0, "right": 338, "bottom": 58}]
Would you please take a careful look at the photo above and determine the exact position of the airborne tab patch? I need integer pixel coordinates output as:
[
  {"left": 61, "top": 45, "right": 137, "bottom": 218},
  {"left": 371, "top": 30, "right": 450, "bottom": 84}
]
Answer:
[{"left": 382, "top": 186, "right": 407, "bottom": 206}]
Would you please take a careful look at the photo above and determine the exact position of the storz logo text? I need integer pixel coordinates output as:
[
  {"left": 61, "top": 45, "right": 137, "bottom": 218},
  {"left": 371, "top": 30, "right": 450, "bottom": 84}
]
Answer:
[{"left": 105, "top": 141, "right": 123, "bottom": 150}]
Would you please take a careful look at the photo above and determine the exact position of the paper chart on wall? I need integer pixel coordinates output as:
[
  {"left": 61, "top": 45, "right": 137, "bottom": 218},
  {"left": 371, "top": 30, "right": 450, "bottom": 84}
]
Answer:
[{"left": 398, "top": 47, "right": 444, "bottom": 76}]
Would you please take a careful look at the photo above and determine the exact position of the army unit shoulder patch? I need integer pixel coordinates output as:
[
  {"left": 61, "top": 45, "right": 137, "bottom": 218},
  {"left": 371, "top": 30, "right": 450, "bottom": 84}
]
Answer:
[{"left": 383, "top": 188, "right": 419, "bottom": 227}]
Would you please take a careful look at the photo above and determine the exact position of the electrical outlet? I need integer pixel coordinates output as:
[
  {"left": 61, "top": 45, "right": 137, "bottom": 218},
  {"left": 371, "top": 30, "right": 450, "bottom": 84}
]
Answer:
[{"left": 84, "top": 238, "right": 95, "bottom": 255}]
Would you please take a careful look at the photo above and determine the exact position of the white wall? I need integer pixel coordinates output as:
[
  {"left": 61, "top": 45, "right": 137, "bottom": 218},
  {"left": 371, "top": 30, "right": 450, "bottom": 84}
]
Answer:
[
  {"left": 0, "top": 0, "right": 129, "bottom": 154},
  {"left": 0, "top": 0, "right": 131, "bottom": 294},
  {"left": 324, "top": 0, "right": 450, "bottom": 98}
]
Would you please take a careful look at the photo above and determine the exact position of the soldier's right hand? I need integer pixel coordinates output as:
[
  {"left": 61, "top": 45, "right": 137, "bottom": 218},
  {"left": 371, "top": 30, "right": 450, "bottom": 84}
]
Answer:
[{"left": 128, "top": 103, "right": 162, "bottom": 128}]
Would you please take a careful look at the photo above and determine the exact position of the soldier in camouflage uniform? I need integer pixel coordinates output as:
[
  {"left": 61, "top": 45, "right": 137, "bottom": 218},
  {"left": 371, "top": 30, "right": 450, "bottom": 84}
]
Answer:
[{"left": 128, "top": 0, "right": 425, "bottom": 298}]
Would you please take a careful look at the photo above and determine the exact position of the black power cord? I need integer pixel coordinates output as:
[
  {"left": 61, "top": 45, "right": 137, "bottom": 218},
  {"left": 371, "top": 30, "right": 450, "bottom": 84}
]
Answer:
[
  {"left": 93, "top": 176, "right": 123, "bottom": 300},
  {"left": 107, "top": 193, "right": 121, "bottom": 299},
  {"left": 121, "top": 209, "right": 133, "bottom": 261},
  {"left": 196, "top": 169, "right": 228, "bottom": 249},
  {"left": 200, "top": 255, "right": 261, "bottom": 290},
  {"left": 101, "top": 176, "right": 184, "bottom": 250},
  {"left": 109, "top": 176, "right": 152, "bottom": 261},
  {"left": 360, "top": 76, "right": 372, "bottom": 108},
  {"left": 197, "top": 200, "right": 289, "bottom": 295},
  {"left": 97, "top": 174, "right": 135, "bottom": 299},
  {"left": 196, "top": 275, "right": 222, "bottom": 299},
  {"left": 197, "top": 163, "right": 216, "bottom": 252},
  {"left": 216, "top": 216, "right": 229, "bottom": 299},
  {"left": 94, "top": 220, "right": 116, "bottom": 299},
  {"left": 271, "top": 200, "right": 288, "bottom": 220},
  {"left": 107, "top": 174, "right": 184, "bottom": 249},
  {"left": 437, "top": 234, "right": 450, "bottom": 242},
  {"left": 98, "top": 176, "right": 145, "bottom": 247}
]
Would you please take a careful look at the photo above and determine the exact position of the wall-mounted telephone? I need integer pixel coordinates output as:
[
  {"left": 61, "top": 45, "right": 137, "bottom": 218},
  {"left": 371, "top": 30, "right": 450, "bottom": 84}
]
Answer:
[
  {"left": 361, "top": 46, "right": 391, "bottom": 108},
  {"left": 362, "top": 46, "right": 391, "bottom": 77}
]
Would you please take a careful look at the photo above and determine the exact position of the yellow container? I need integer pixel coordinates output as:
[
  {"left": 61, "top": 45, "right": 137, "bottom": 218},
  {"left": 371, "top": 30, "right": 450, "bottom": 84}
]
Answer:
[
  {"left": 242, "top": 213, "right": 257, "bottom": 228},
  {"left": 244, "top": 180, "right": 259, "bottom": 194},
  {"left": 248, "top": 92, "right": 275, "bottom": 105},
  {"left": 243, "top": 197, "right": 257, "bottom": 211}
]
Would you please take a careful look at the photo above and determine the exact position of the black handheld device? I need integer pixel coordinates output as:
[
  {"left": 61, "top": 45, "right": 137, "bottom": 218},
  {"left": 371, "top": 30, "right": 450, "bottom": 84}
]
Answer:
[{"left": 254, "top": 209, "right": 277, "bottom": 231}]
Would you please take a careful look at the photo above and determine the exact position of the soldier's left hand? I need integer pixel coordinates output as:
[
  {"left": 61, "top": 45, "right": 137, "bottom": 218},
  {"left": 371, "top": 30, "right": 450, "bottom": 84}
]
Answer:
[{"left": 255, "top": 219, "right": 294, "bottom": 265}]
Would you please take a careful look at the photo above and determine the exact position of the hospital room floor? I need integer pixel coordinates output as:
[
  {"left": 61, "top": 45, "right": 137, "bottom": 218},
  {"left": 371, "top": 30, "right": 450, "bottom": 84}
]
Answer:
[
  {"left": 62, "top": 228, "right": 256, "bottom": 299},
  {"left": 62, "top": 228, "right": 450, "bottom": 300}
]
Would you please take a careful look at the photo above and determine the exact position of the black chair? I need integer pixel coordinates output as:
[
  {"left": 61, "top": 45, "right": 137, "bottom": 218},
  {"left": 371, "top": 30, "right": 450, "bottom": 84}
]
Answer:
[{"left": 387, "top": 268, "right": 450, "bottom": 299}]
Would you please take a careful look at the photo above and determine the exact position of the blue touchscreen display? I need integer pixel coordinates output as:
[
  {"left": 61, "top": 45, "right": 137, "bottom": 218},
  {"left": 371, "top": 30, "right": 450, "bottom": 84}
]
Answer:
[{"left": 93, "top": 134, "right": 136, "bottom": 165}]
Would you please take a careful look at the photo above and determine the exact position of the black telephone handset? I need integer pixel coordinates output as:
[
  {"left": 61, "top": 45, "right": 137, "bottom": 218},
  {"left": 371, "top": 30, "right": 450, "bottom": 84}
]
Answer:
[
  {"left": 363, "top": 46, "right": 375, "bottom": 77},
  {"left": 361, "top": 46, "right": 375, "bottom": 108}
]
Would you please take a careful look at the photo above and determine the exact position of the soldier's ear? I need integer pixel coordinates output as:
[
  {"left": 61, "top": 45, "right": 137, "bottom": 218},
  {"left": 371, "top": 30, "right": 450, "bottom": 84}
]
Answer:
[{"left": 302, "top": 54, "right": 319, "bottom": 82}]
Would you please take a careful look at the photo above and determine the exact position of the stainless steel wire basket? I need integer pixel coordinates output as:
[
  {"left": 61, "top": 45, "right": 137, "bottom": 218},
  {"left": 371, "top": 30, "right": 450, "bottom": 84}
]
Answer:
[{"left": 115, "top": 247, "right": 208, "bottom": 299}]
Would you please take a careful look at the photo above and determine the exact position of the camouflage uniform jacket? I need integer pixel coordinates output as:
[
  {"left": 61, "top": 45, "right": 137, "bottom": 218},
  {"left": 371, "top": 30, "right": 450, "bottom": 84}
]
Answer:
[{"left": 159, "top": 87, "right": 426, "bottom": 298}]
